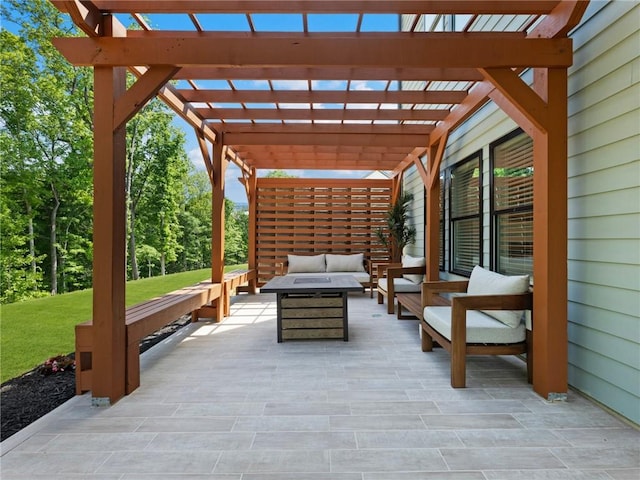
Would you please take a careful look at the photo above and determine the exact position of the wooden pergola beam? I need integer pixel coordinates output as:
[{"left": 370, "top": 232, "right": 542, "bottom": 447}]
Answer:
[
  {"left": 88, "top": 1, "right": 562, "bottom": 15},
  {"left": 53, "top": 35, "right": 573, "bottom": 69},
  {"left": 250, "top": 159, "right": 400, "bottom": 170},
  {"left": 114, "top": 66, "right": 181, "bottom": 130},
  {"left": 175, "top": 66, "right": 483, "bottom": 81},
  {"left": 225, "top": 132, "right": 428, "bottom": 148},
  {"left": 213, "top": 123, "right": 434, "bottom": 136},
  {"left": 178, "top": 89, "right": 468, "bottom": 105},
  {"left": 196, "top": 107, "right": 449, "bottom": 122}
]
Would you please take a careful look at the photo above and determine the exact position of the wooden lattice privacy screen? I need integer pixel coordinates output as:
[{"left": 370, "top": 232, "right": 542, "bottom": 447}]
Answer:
[{"left": 255, "top": 177, "right": 393, "bottom": 285}]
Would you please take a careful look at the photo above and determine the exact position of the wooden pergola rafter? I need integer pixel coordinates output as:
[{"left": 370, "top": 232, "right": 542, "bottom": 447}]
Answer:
[{"left": 50, "top": 0, "right": 589, "bottom": 405}]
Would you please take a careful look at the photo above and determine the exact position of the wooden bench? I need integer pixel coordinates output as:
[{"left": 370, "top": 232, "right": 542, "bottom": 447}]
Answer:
[
  {"left": 421, "top": 275, "right": 533, "bottom": 388},
  {"left": 75, "top": 281, "right": 222, "bottom": 395},
  {"left": 193, "top": 269, "right": 256, "bottom": 320}
]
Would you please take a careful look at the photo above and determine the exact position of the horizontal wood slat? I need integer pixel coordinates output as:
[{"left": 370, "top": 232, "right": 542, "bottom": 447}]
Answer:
[{"left": 256, "top": 178, "right": 392, "bottom": 285}]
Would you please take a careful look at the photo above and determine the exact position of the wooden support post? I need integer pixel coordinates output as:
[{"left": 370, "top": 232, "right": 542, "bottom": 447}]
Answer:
[
  {"left": 91, "top": 65, "right": 127, "bottom": 405},
  {"left": 425, "top": 142, "right": 443, "bottom": 281},
  {"left": 247, "top": 169, "right": 258, "bottom": 293},
  {"left": 531, "top": 67, "right": 569, "bottom": 399},
  {"left": 211, "top": 138, "right": 228, "bottom": 322},
  {"left": 481, "top": 66, "right": 569, "bottom": 399},
  {"left": 423, "top": 134, "right": 448, "bottom": 281}
]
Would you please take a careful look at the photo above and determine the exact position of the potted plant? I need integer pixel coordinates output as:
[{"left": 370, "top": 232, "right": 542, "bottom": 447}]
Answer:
[{"left": 377, "top": 192, "right": 416, "bottom": 263}]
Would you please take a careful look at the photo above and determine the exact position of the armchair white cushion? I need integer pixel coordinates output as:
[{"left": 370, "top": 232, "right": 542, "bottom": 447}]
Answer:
[
  {"left": 467, "top": 265, "right": 530, "bottom": 327},
  {"left": 378, "top": 277, "right": 421, "bottom": 294},
  {"left": 402, "top": 255, "right": 426, "bottom": 284}
]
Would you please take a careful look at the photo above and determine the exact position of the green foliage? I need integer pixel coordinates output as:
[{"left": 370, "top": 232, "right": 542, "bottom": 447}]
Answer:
[
  {"left": 263, "top": 170, "right": 298, "bottom": 178},
  {"left": 224, "top": 199, "right": 249, "bottom": 264},
  {"left": 377, "top": 192, "right": 417, "bottom": 262},
  {"left": 1, "top": 2, "right": 248, "bottom": 300}
]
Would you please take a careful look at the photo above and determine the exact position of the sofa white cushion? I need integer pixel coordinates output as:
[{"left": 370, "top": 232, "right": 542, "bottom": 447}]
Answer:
[
  {"left": 467, "top": 265, "right": 530, "bottom": 328},
  {"left": 287, "top": 254, "right": 326, "bottom": 273},
  {"left": 424, "top": 306, "right": 526, "bottom": 344},
  {"left": 402, "top": 254, "right": 425, "bottom": 284},
  {"left": 326, "top": 253, "right": 365, "bottom": 273},
  {"left": 378, "top": 277, "right": 422, "bottom": 294}
]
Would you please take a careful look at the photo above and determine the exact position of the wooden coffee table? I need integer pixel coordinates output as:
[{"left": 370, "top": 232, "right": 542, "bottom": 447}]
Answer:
[{"left": 261, "top": 275, "right": 363, "bottom": 342}]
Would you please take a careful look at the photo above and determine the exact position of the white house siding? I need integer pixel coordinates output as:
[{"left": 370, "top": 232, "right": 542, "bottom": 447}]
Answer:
[
  {"left": 402, "top": 1, "right": 640, "bottom": 423},
  {"left": 403, "top": 164, "right": 425, "bottom": 258}
]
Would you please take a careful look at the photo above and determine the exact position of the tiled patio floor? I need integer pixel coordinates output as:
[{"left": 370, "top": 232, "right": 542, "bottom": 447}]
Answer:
[{"left": 2, "top": 292, "right": 638, "bottom": 479}]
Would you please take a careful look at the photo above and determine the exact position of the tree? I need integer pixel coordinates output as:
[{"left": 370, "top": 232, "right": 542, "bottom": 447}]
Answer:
[
  {"left": 263, "top": 170, "right": 298, "bottom": 178},
  {"left": 177, "top": 170, "right": 212, "bottom": 271},
  {"left": 1, "top": 1, "right": 94, "bottom": 296},
  {"left": 125, "top": 98, "right": 189, "bottom": 278}
]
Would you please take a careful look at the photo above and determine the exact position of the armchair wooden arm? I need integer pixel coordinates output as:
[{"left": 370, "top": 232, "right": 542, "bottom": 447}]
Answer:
[{"left": 421, "top": 280, "right": 469, "bottom": 307}]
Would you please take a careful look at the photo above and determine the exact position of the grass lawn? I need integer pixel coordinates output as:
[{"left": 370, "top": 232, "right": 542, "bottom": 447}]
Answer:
[{"left": 0, "top": 266, "right": 246, "bottom": 383}]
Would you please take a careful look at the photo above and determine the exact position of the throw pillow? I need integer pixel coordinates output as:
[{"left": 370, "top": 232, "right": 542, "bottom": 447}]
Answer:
[
  {"left": 287, "top": 254, "right": 326, "bottom": 273},
  {"left": 467, "top": 265, "right": 530, "bottom": 327},
  {"left": 326, "top": 253, "right": 365, "bottom": 272}
]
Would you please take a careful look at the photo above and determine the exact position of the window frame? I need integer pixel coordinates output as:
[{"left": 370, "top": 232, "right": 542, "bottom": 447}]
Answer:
[
  {"left": 489, "top": 128, "right": 534, "bottom": 277},
  {"left": 448, "top": 150, "right": 483, "bottom": 277}
]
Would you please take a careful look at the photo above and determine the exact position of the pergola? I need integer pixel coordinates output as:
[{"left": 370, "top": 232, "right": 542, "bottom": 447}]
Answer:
[{"left": 50, "top": 0, "right": 588, "bottom": 405}]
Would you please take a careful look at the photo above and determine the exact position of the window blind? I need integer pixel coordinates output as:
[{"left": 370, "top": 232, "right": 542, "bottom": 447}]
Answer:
[
  {"left": 492, "top": 132, "right": 533, "bottom": 277},
  {"left": 450, "top": 155, "right": 481, "bottom": 275}
]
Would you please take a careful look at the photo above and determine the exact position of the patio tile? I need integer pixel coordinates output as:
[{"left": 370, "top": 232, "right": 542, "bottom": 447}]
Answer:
[
  {"left": 330, "top": 414, "right": 427, "bottom": 431},
  {"left": 232, "top": 415, "right": 330, "bottom": 432},
  {"left": 146, "top": 432, "right": 255, "bottom": 450},
  {"left": 264, "top": 401, "right": 350, "bottom": 415},
  {"left": 349, "top": 400, "right": 439, "bottom": 415},
  {"left": 252, "top": 431, "right": 357, "bottom": 450},
  {"left": 97, "top": 451, "right": 220, "bottom": 474},
  {"left": 136, "top": 417, "right": 236, "bottom": 432},
  {"left": 456, "top": 428, "right": 570, "bottom": 447},
  {"left": 330, "top": 448, "right": 447, "bottom": 472},
  {"left": 214, "top": 450, "right": 330, "bottom": 473},
  {"left": 552, "top": 427, "right": 640, "bottom": 446},
  {"left": 434, "top": 399, "right": 531, "bottom": 414},
  {"left": 175, "top": 402, "right": 266, "bottom": 416},
  {"left": 355, "top": 429, "right": 462, "bottom": 448},
  {"left": 484, "top": 470, "right": 615, "bottom": 479},
  {"left": 440, "top": 447, "right": 565, "bottom": 470},
  {"left": 243, "top": 475, "right": 360, "bottom": 480},
  {"left": 420, "top": 413, "right": 524, "bottom": 429},
  {"left": 1, "top": 451, "right": 111, "bottom": 475},
  {"left": 364, "top": 473, "right": 486, "bottom": 480},
  {"left": 550, "top": 447, "right": 640, "bottom": 469}
]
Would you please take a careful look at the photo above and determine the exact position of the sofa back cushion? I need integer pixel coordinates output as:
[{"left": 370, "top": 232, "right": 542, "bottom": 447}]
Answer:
[
  {"left": 402, "top": 254, "right": 426, "bottom": 284},
  {"left": 287, "top": 254, "right": 326, "bottom": 273},
  {"left": 467, "top": 265, "right": 530, "bottom": 328},
  {"left": 326, "top": 253, "right": 365, "bottom": 272}
]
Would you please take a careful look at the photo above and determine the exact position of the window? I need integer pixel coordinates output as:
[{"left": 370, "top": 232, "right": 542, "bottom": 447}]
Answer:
[
  {"left": 449, "top": 152, "right": 482, "bottom": 276},
  {"left": 490, "top": 130, "right": 533, "bottom": 277}
]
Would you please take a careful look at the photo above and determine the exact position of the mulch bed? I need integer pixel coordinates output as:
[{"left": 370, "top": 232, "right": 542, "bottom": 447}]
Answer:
[{"left": 0, "top": 315, "right": 191, "bottom": 442}]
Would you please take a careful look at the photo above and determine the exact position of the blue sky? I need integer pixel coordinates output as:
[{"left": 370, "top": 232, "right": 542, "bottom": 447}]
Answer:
[{"left": 3, "top": 8, "right": 400, "bottom": 204}]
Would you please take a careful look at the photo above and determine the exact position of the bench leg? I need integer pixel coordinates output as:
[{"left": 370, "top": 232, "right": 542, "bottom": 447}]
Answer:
[
  {"left": 126, "top": 342, "right": 140, "bottom": 395},
  {"left": 377, "top": 291, "right": 384, "bottom": 304},
  {"left": 421, "top": 323, "right": 433, "bottom": 352},
  {"left": 451, "top": 340, "right": 466, "bottom": 388},
  {"left": 387, "top": 298, "right": 395, "bottom": 315},
  {"left": 526, "top": 329, "right": 533, "bottom": 384}
]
